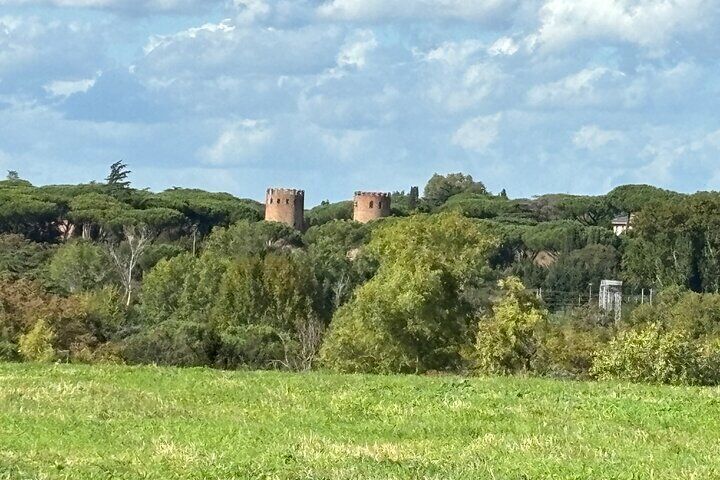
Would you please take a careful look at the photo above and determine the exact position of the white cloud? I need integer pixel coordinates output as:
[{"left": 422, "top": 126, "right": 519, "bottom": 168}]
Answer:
[
  {"left": 488, "top": 36, "right": 519, "bottom": 56},
  {"left": 320, "top": 128, "right": 370, "bottom": 161},
  {"left": 299, "top": 81, "right": 400, "bottom": 129},
  {"left": 420, "top": 40, "right": 507, "bottom": 112},
  {"left": 573, "top": 125, "right": 624, "bottom": 150},
  {"left": 317, "top": 0, "right": 517, "bottom": 23},
  {"left": 144, "top": 19, "right": 236, "bottom": 55},
  {"left": 630, "top": 126, "right": 720, "bottom": 187},
  {"left": 139, "top": 21, "right": 341, "bottom": 78},
  {"left": 452, "top": 113, "right": 502, "bottom": 152},
  {"left": 336, "top": 30, "right": 377, "bottom": 69},
  {"left": 198, "top": 119, "right": 274, "bottom": 165},
  {"left": 230, "top": 0, "right": 272, "bottom": 24},
  {"left": 0, "top": 0, "right": 220, "bottom": 13},
  {"left": 527, "top": 67, "right": 627, "bottom": 107},
  {"left": 533, "top": 0, "right": 714, "bottom": 52},
  {"left": 0, "top": 16, "right": 104, "bottom": 95},
  {"left": 421, "top": 40, "right": 484, "bottom": 66},
  {"left": 44, "top": 74, "right": 98, "bottom": 97}
]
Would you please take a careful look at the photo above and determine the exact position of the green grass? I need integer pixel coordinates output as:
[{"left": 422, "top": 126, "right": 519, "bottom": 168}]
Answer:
[{"left": 1, "top": 364, "right": 720, "bottom": 479}]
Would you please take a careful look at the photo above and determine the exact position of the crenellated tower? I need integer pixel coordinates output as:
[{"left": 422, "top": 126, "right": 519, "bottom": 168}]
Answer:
[
  {"left": 265, "top": 188, "right": 305, "bottom": 230},
  {"left": 353, "top": 191, "right": 391, "bottom": 223}
]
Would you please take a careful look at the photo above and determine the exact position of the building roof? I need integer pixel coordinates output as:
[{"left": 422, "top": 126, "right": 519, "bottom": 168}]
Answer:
[{"left": 612, "top": 214, "right": 630, "bottom": 225}]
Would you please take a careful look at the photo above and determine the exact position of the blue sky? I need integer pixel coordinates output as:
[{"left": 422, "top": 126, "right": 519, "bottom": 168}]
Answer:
[{"left": 1, "top": 0, "right": 720, "bottom": 205}]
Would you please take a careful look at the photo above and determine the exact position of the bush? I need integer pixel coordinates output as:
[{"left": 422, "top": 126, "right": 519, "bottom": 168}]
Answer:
[
  {"left": 71, "top": 341, "right": 125, "bottom": 365},
  {"left": 592, "top": 324, "right": 710, "bottom": 385},
  {"left": 215, "top": 324, "right": 285, "bottom": 369},
  {"left": 536, "top": 308, "right": 614, "bottom": 379},
  {"left": 475, "top": 277, "right": 547, "bottom": 375},
  {"left": 0, "top": 234, "right": 52, "bottom": 281},
  {"left": 18, "top": 319, "right": 56, "bottom": 362},
  {"left": 80, "top": 286, "right": 128, "bottom": 341},
  {"left": 45, "top": 241, "right": 114, "bottom": 294},
  {"left": 122, "top": 320, "right": 214, "bottom": 367},
  {"left": 0, "top": 339, "right": 18, "bottom": 361},
  {"left": 305, "top": 201, "right": 353, "bottom": 227}
]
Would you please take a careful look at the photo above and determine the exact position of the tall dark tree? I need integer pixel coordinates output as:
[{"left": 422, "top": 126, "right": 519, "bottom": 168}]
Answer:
[{"left": 105, "top": 161, "right": 132, "bottom": 189}]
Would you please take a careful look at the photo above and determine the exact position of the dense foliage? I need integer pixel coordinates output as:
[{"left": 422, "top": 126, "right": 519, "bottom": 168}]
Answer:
[{"left": 3, "top": 166, "right": 720, "bottom": 385}]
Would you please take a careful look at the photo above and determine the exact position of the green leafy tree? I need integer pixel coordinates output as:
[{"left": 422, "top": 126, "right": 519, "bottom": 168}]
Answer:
[
  {"left": 68, "top": 192, "right": 126, "bottom": 239},
  {"left": 543, "top": 244, "right": 620, "bottom": 299},
  {"left": 203, "top": 220, "right": 302, "bottom": 259},
  {"left": 536, "top": 306, "right": 614, "bottom": 379},
  {"left": 475, "top": 277, "right": 547, "bottom": 374},
  {"left": 321, "top": 213, "right": 496, "bottom": 373},
  {"left": 153, "top": 188, "right": 263, "bottom": 237},
  {"left": 140, "top": 253, "right": 198, "bottom": 325},
  {"left": 0, "top": 234, "right": 52, "bottom": 281},
  {"left": 0, "top": 189, "right": 62, "bottom": 241},
  {"left": 305, "top": 201, "right": 353, "bottom": 227},
  {"left": 105, "top": 161, "right": 131, "bottom": 189},
  {"left": 440, "top": 192, "right": 519, "bottom": 219},
  {"left": 0, "top": 279, "right": 97, "bottom": 360},
  {"left": 555, "top": 195, "right": 611, "bottom": 226},
  {"left": 304, "top": 220, "right": 374, "bottom": 319},
  {"left": 423, "top": 173, "right": 487, "bottom": 207},
  {"left": 80, "top": 286, "right": 127, "bottom": 342},
  {"left": 622, "top": 192, "right": 720, "bottom": 292},
  {"left": 212, "top": 253, "right": 321, "bottom": 370},
  {"left": 46, "top": 241, "right": 114, "bottom": 294},
  {"left": 606, "top": 184, "right": 679, "bottom": 214}
]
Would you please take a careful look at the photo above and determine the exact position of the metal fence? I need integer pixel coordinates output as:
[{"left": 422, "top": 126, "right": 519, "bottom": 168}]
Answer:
[{"left": 532, "top": 281, "right": 656, "bottom": 320}]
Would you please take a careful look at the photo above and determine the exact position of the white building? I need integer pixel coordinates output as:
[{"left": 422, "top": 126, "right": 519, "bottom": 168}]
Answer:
[{"left": 611, "top": 214, "right": 634, "bottom": 236}]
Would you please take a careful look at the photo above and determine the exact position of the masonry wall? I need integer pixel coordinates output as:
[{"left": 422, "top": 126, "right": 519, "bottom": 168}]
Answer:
[
  {"left": 265, "top": 188, "right": 305, "bottom": 230},
  {"left": 353, "top": 191, "right": 391, "bottom": 223}
]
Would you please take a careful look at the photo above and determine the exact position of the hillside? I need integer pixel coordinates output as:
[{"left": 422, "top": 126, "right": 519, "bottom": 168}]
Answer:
[{"left": 1, "top": 363, "right": 719, "bottom": 479}]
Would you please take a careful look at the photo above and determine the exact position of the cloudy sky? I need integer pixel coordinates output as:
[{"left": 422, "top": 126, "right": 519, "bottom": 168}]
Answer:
[{"left": 1, "top": 0, "right": 719, "bottom": 204}]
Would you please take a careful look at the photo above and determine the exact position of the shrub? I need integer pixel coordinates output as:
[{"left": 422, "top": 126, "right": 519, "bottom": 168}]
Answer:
[
  {"left": 122, "top": 320, "right": 214, "bottom": 367},
  {"left": 80, "top": 286, "right": 127, "bottom": 341},
  {"left": 0, "top": 339, "right": 18, "bottom": 361},
  {"left": 215, "top": 324, "right": 285, "bottom": 370},
  {"left": 475, "top": 277, "right": 547, "bottom": 375},
  {"left": 45, "top": 241, "right": 114, "bottom": 294},
  {"left": 535, "top": 308, "right": 613, "bottom": 379},
  {"left": 71, "top": 341, "right": 124, "bottom": 365},
  {"left": 592, "top": 324, "right": 708, "bottom": 385},
  {"left": 18, "top": 319, "right": 56, "bottom": 362}
]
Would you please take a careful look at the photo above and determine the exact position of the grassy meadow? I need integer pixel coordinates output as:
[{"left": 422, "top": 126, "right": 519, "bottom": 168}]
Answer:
[{"left": 1, "top": 364, "right": 720, "bottom": 479}]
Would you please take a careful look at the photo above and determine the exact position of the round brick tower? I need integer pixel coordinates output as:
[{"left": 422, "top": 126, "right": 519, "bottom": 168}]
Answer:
[
  {"left": 353, "top": 191, "right": 391, "bottom": 223},
  {"left": 265, "top": 188, "right": 305, "bottom": 230}
]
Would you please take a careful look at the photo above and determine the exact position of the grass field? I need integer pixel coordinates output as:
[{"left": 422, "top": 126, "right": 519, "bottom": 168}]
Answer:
[{"left": 2, "top": 364, "right": 720, "bottom": 479}]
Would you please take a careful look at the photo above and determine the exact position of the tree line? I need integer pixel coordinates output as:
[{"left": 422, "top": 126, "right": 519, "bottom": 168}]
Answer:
[{"left": 3, "top": 166, "right": 720, "bottom": 385}]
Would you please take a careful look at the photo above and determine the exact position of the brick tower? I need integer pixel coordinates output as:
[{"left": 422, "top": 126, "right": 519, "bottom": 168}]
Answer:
[
  {"left": 265, "top": 188, "right": 305, "bottom": 230},
  {"left": 353, "top": 191, "right": 391, "bottom": 223}
]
